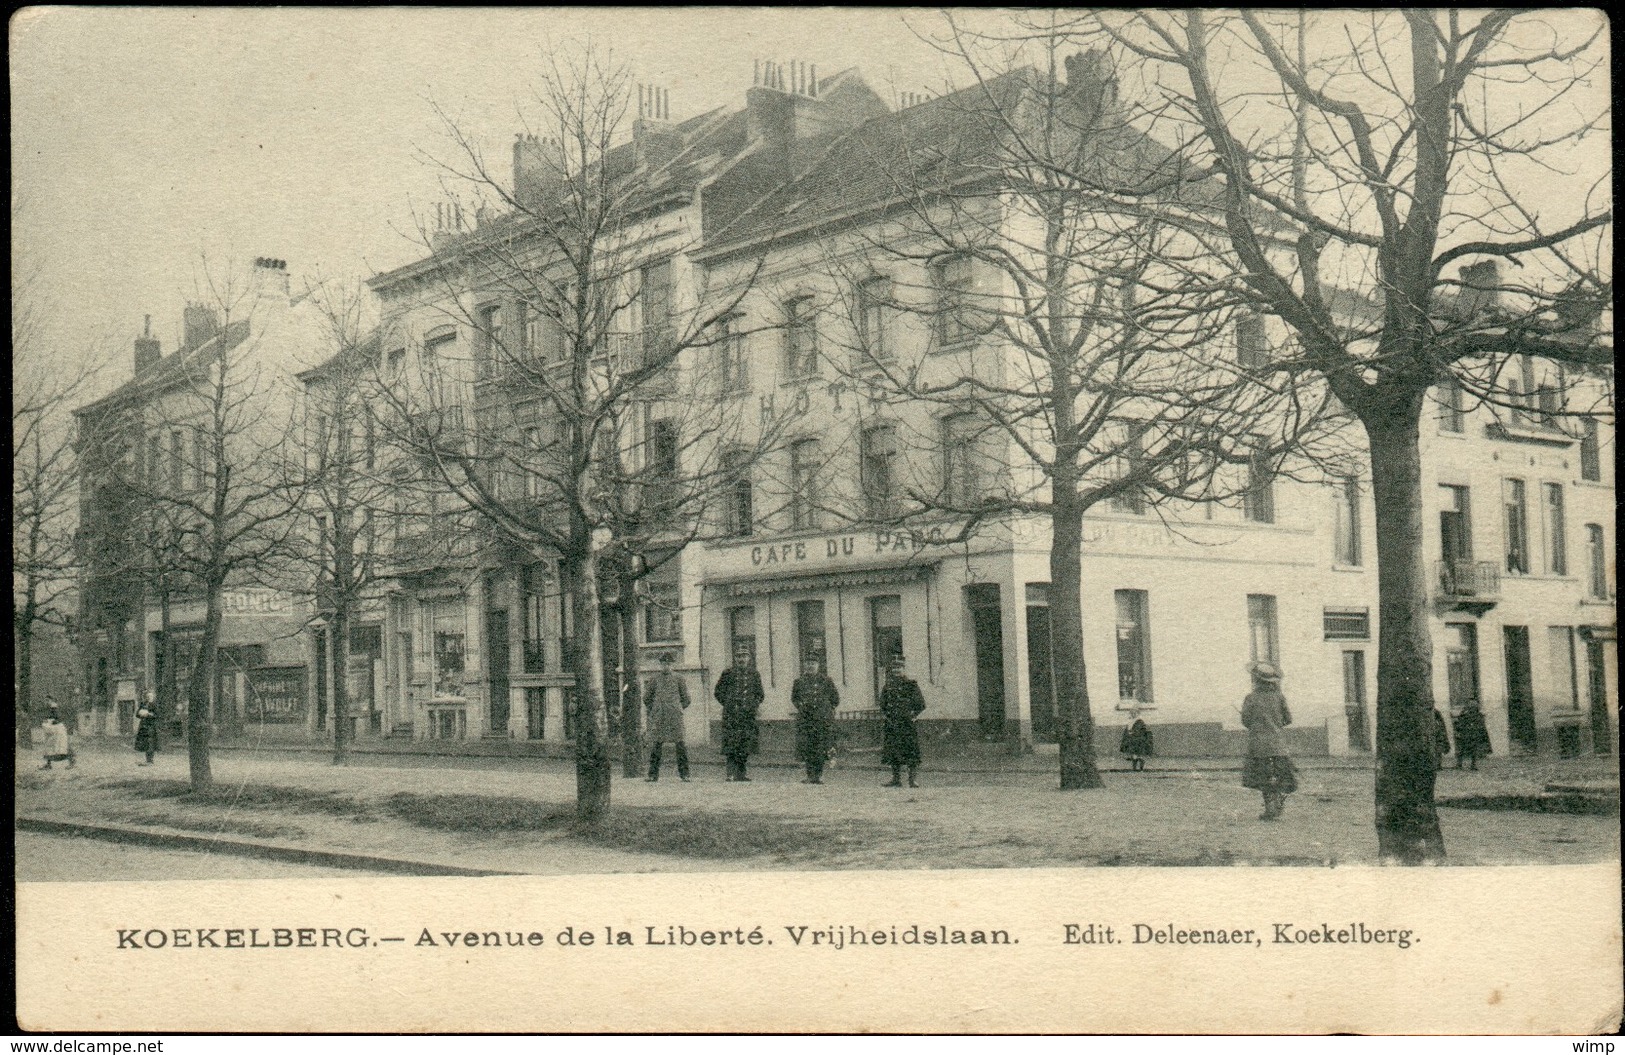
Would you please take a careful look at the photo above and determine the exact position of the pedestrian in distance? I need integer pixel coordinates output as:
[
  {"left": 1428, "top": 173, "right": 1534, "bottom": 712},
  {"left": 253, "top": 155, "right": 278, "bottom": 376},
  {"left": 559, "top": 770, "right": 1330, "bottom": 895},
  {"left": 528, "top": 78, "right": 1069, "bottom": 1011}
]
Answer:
[
  {"left": 134, "top": 691, "right": 159, "bottom": 765},
  {"left": 39, "top": 702, "right": 76, "bottom": 771},
  {"left": 643, "top": 652, "right": 691, "bottom": 782},
  {"left": 1430, "top": 707, "right": 1452, "bottom": 771},
  {"left": 1240, "top": 661, "right": 1296, "bottom": 820},
  {"left": 714, "top": 645, "right": 764, "bottom": 782},
  {"left": 879, "top": 654, "right": 926, "bottom": 788},
  {"left": 1452, "top": 699, "right": 1492, "bottom": 771},
  {"left": 1119, "top": 709, "right": 1154, "bottom": 772},
  {"left": 792, "top": 655, "right": 839, "bottom": 785}
]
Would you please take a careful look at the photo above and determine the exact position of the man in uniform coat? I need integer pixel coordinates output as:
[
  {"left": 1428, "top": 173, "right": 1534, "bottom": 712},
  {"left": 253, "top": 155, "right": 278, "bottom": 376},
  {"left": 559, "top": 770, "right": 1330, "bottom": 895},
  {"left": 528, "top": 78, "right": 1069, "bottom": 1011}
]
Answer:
[
  {"left": 643, "top": 653, "right": 691, "bottom": 782},
  {"left": 792, "top": 655, "right": 840, "bottom": 784},
  {"left": 714, "top": 645, "right": 765, "bottom": 781},
  {"left": 879, "top": 654, "right": 926, "bottom": 788}
]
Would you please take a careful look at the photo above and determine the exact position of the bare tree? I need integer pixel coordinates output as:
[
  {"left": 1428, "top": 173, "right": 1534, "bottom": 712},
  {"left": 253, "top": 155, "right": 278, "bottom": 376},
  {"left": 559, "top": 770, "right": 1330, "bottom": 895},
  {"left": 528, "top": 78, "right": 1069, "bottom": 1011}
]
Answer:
[
  {"left": 378, "top": 44, "right": 790, "bottom": 821},
  {"left": 13, "top": 270, "right": 104, "bottom": 743},
  {"left": 1081, "top": 10, "right": 1612, "bottom": 860},
  {"left": 814, "top": 22, "right": 1342, "bottom": 789},
  {"left": 83, "top": 260, "right": 310, "bottom": 788}
]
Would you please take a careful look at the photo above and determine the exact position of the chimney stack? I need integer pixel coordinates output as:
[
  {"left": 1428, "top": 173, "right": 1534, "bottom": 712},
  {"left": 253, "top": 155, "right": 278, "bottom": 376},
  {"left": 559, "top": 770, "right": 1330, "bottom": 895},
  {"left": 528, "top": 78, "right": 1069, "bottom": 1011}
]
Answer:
[
  {"left": 513, "top": 133, "right": 565, "bottom": 209},
  {"left": 133, "top": 314, "right": 161, "bottom": 374},
  {"left": 182, "top": 303, "right": 221, "bottom": 351},
  {"left": 253, "top": 256, "right": 291, "bottom": 299}
]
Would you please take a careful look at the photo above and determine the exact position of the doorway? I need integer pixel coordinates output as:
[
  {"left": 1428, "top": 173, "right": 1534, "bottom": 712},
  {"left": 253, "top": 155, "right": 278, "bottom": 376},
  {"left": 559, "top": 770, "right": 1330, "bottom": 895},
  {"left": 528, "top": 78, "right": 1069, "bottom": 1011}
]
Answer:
[
  {"left": 1585, "top": 637, "right": 1611, "bottom": 754},
  {"left": 869, "top": 596, "right": 903, "bottom": 707},
  {"left": 1502, "top": 625, "right": 1537, "bottom": 752},
  {"left": 1025, "top": 587, "right": 1056, "bottom": 743},
  {"left": 966, "top": 584, "right": 1007, "bottom": 739},
  {"left": 486, "top": 609, "right": 511, "bottom": 736},
  {"left": 1444, "top": 622, "right": 1481, "bottom": 715}
]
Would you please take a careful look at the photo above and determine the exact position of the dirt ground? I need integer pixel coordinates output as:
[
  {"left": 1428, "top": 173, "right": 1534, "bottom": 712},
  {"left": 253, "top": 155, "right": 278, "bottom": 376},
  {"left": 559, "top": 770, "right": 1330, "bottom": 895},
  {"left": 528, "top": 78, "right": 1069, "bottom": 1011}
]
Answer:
[{"left": 15, "top": 743, "right": 1619, "bottom": 875}]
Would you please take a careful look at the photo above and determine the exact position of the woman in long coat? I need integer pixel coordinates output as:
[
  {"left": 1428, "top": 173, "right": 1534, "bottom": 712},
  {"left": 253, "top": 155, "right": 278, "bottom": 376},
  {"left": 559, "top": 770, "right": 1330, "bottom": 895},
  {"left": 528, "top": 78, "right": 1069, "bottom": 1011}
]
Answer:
[
  {"left": 878, "top": 655, "right": 926, "bottom": 788},
  {"left": 134, "top": 691, "right": 159, "bottom": 766},
  {"left": 1240, "top": 661, "right": 1297, "bottom": 820},
  {"left": 714, "top": 646, "right": 764, "bottom": 782},
  {"left": 792, "top": 656, "right": 840, "bottom": 784},
  {"left": 642, "top": 653, "right": 691, "bottom": 782},
  {"left": 1119, "top": 711, "right": 1154, "bottom": 772},
  {"left": 1452, "top": 700, "right": 1492, "bottom": 771}
]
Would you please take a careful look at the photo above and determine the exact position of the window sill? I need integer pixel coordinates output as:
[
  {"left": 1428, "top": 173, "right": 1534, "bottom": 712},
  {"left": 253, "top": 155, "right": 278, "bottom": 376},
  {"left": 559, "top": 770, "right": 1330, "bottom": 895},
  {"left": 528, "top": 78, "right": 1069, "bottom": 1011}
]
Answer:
[
  {"left": 1330, "top": 563, "right": 1367, "bottom": 573},
  {"left": 1580, "top": 596, "right": 1616, "bottom": 607},
  {"left": 1487, "top": 422, "right": 1574, "bottom": 447},
  {"left": 1574, "top": 479, "right": 1612, "bottom": 491},
  {"left": 1115, "top": 702, "right": 1155, "bottom": 712}
]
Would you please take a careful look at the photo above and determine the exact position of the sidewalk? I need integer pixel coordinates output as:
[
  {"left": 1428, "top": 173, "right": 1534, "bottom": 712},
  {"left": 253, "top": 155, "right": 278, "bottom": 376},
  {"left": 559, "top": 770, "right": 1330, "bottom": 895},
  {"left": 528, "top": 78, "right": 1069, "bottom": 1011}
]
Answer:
[{"left": 16, "top": 742, "right": 1619, "bottom": 875}]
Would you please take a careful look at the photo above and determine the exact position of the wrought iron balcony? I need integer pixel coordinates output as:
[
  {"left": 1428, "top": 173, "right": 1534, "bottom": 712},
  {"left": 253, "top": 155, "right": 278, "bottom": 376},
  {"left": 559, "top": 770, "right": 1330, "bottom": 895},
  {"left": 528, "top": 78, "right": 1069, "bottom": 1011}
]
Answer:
[{"left": 1436, "top": 559, "right": 1500, "bottom": 613}]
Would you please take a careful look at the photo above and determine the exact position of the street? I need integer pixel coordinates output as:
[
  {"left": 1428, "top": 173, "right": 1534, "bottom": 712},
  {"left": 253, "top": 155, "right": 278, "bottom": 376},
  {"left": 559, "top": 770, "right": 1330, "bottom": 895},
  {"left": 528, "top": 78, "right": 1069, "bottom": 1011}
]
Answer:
[{"left": 15, "top": 831, "right": 366, "bottom": 881}]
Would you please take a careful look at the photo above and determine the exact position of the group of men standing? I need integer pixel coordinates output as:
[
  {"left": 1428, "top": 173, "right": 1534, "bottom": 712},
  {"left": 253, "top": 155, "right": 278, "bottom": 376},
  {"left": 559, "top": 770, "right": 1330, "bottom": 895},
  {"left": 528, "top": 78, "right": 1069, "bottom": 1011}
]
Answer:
[{"left": 639, "top": 648, "right": 927, "bottom": 787}]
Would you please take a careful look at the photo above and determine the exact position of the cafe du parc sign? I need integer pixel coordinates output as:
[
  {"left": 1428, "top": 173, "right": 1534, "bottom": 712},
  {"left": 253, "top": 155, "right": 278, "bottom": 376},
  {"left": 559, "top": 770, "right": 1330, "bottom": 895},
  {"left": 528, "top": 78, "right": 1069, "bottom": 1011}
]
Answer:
[{"left": 716, "top": 526, "right": 964, "bottom": 577}]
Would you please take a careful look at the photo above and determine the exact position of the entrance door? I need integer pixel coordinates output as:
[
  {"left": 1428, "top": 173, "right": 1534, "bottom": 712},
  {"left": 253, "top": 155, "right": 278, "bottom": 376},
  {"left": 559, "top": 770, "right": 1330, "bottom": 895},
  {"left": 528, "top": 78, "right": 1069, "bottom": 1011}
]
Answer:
[
  {"left": 486, "top": 609, "right": 511, "bottom": 735},
  {"left": 1444, "top": 623, "right": 1481, "bottom": 715},
  {"left": 966, "top": 584, "right": 1007, "bottom": 739},
  {"left": 1586, "top": 638, "right": 1611, "bottom": 754},
  {"left": 869, "top": 596, "right": 903, "bottom": 707},
  {"left": 1025, "top": 599, "right": 1057, "bottom": 743},
  {"left": 1502, "top": 625, "right": 1537, "bottom": 752}
]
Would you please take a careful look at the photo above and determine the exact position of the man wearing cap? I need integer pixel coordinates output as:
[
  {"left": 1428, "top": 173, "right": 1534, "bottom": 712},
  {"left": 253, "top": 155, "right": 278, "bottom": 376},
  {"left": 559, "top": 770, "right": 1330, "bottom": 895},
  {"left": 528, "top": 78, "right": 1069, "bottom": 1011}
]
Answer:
[
  {"left": 714, "top": 645, "right": 764, "bottom": 781},
  {"left": 642, "top": 652, "right": 691, "bottom": 782},
  {"left": 879, "top": 654, "right": 926, "bottom": 788},
  {"left": 792, "top": 655, "right": 840, "bottom": 784}
]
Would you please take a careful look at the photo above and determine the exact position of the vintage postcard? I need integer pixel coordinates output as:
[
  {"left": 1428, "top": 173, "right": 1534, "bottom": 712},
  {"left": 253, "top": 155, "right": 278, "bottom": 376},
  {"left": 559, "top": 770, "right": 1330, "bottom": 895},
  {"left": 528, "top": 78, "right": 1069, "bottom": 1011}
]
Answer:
[{"left": 12, "top": 7, "right": 1619, "bottom": 1035}]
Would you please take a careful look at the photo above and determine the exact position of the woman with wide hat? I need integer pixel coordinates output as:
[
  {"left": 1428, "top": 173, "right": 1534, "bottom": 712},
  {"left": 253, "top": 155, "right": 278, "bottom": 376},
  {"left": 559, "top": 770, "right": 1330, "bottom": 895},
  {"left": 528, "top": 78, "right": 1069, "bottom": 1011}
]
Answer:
[{"left": 1240, "top": 661, "right": 1297, "bottom": 820}]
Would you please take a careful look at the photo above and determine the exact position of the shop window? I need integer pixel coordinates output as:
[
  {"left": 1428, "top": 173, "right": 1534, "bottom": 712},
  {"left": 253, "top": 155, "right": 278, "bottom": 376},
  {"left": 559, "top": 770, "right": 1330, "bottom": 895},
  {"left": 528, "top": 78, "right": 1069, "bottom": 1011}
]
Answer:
[
  {"left": 431, "top": 605, "right": 466, "bottom": 698},
  {"left": 728, "top": 606, "right": 757, "bottom": 668},
  {"left": 1247, "top": 594, "right": 1279, "bottom": 665},
  {"left": 1542, "top": 483, "right": 1567, "bottom": 575},
  {"left": 1114, "top": 589, "right": 1152, "bottom": 704},
  {"left": 1503, "top": 478, "right": 1529, "bottom": 574},
  {"left": 795, "top": 600, "right": 827, "bottom": 672}
]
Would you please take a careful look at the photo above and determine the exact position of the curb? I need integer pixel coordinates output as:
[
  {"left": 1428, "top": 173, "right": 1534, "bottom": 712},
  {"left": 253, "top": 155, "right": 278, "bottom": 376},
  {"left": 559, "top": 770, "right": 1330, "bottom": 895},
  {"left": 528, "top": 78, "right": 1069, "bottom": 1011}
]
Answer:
[{"left": 16, "top": 815, "right": 514, "bottom": 877}]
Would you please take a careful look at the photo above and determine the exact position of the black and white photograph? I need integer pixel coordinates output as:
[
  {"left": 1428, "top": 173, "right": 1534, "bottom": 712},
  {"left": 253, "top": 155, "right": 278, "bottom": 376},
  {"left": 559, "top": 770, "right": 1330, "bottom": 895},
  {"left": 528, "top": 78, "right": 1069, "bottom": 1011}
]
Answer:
[{"left": 11, "top": 7, "right": 1619, "bottom": 1036}]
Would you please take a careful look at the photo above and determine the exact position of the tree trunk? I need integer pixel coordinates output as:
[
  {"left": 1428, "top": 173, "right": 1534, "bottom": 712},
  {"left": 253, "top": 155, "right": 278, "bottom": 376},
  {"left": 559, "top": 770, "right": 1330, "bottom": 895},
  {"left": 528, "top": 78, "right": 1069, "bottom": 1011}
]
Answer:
[
  {"left": 185, "top": 579, "right": 225, "bottom": 789},
  {"left": 331, "top": 602, "right": 351, "bottom": 764},
  {"left": 1051, "top": 499, "right": 1103, "bottom": 789},
  {"left": 1366, "top": 415, "right": 1446, "bottom": 863},
  {"left": 16, "top": 602, "right": 36, "bottom": 748},
  {"left": 617, "top": 572, "right": 644, "bottom": 778},
  {"left": 156, "top": 588, "right": 173, "bottom": 756},
  {"left": 566, "top": 548, "right": 613, "bottom": 823}
]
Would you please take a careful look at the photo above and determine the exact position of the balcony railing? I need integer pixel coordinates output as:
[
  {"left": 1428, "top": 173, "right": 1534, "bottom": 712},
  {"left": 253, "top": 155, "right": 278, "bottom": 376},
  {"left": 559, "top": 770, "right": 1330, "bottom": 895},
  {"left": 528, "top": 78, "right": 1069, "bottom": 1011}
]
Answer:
[{"left": 1437, "top": 559, "right": 1500, "bottom": 599}]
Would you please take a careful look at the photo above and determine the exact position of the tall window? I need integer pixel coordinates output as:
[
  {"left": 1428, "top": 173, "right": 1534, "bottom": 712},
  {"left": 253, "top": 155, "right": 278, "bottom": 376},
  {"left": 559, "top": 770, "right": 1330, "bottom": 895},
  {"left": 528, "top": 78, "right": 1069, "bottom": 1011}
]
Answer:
[
  {"left": 1247, "top": 594, "right": 1279, "bottom": 665},
  {"left": 1513, "top": 355, "right": 1539, "bottom": 425},
  {"left": 169, "top": 431, "right": 184, "bottom": 492},
  {"left": 1243, "top": 452, "right": 1275, "bottom": 524},
  {"left": 857, "top": 275, "right": 891, "bottom": 362},
  {"left": 386, "top": 347, "right": 406, "bottom": 380},
  {"left": 715, "top": 313, "right": 748, "bottom": 392},
  {"left": 784, "top": 296, "right": 818, "bottom": 377},
  {"left": 941, "top": 412, "right": 984, "bottom": 507},
  {"left": 1579, "top": 417, "right": 1601, "bottom": 481},
  {"left": 789, "top": 438, "right": 821, "bottom": 530},
  {"left": 1438, "top": 376, "right": 1465, "bottom": 433},
  {"left": 1114, "top": 589, "right": 1152, "bottom": 704},
  {"left": 1542, "top": 483, "right": 1567, "bottom": 575},
  {"left": 192, "top": 429, "right": 208, "bottom": 492},
  {"left": 932, "top": 255, "right": 976, "bottom": 347},
  {"left": 146, "top": 434, "right": 160, "bottom": 489},
  {"left": 521, "top": 427, "right": 547, "bottom": 500},
  {"left": 1109, "top": 427, "right": 1146, "bottom": 515},
  {"left": 1236, "top": 313, "right": 1268, "bottom": 370},
  {"left": 1503, "top": 478, "right": 1529, "bottom": 574},
  {"left": 721, "top": 449, "right": 753, "bottom": 538},
  {"left": 521, "top": 563, "right": 548, "bottom": 673},
  {"left": 1586, "top": 524, "right": 1609, "bottom": 599},
  {"left": 860, "top": 424, "right": 900, "bottom": 519},
  {"left": 1536, "top": 363, "right": 1564, "bottom": 424},
  {"left": 1439, "top": 484, "right": 1473, "bottom": 563},
  {"left": 476, "top": 303, "right": 504, "bottom": 379},
  {"left": 644, "top": 418, "right": 680, "bottom": 524},
  {"left": 1333, "top": 477, "right": 1362, "bottom": 566},
  {"left": 643, "top": 571, "right": 682, "bottom": 644},
  {"left": 640, "top": 259, "right": 673, "bottom": 370}
]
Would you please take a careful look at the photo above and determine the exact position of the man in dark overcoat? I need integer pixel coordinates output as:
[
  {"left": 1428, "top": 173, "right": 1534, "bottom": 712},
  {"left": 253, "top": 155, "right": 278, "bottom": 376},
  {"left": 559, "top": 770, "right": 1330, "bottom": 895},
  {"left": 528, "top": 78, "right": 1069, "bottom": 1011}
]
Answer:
[
  {"left": 879, "top": 654, "right": 926, "bottom": 788},
  {"left": 714, "top": 645, "right": 764, "bottom": 781},
  {"left": 792, "top": 656, "right": 839, "bottom": 784},
  {"left": 643, "top": 653, "right": 691, "bottom": 782}
]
